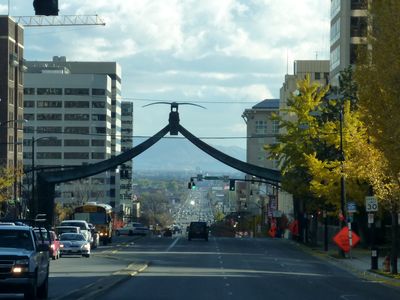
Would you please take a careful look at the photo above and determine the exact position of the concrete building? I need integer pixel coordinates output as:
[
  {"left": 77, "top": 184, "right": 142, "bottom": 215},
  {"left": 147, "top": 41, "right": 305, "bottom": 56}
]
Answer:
[
  {"left": 280, "top": 60, "right": 330, "bottom": 113},
  {"left": 330, "top": 0, "right": 368, "bottom": 86},
  {"left": 0, "top": 16, "right": 24, "bottom": 209},
  {"left": 241, "top": 99, "right": 280, "bottom": 218},
  {"left": 119, "top": 101, "right": 134, "bottom": 221},
  {"left": 23, "top": 57, "right": 122, "bottom": 208}
]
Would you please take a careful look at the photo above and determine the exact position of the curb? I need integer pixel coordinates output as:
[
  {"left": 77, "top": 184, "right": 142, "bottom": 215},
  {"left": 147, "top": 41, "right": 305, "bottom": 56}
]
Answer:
[
  {"left": 53, "top": 262, "right": 149, "bottom": 300},
  {"left": 290, "top": 241, "right": 400, "bottom": 288}
]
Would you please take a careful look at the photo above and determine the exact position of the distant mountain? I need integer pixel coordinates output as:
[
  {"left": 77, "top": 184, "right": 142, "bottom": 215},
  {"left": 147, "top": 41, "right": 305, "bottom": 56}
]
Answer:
[{"left": 132, "top": 138, "right": 246, "bottom": 172}]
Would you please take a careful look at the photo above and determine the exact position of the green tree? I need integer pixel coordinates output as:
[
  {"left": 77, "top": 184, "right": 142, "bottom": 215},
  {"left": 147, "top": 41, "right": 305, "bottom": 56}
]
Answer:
[{"left": 354, "top": 0, "right": 400, "bottom": 274}]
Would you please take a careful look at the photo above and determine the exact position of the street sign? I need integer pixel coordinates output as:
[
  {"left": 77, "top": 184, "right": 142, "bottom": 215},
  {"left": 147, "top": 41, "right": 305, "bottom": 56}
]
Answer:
[
  {"left": 333, "top": 226, "right": 360, "bottom": 253},
  {"left": 347, "top": 202, "right": 357, "bottom": 213},
  {"left": 365, "top": 196, "right": 378, "bottom": 212}
]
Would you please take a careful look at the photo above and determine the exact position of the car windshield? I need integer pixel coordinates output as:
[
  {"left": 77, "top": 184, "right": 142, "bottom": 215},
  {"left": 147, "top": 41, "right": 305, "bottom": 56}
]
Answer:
[
  {"left": 60, "top": 233, "right": 86, "bottom": 241},
  {"left": 0, "top": 229, "right": 34, "bottom": 250}
]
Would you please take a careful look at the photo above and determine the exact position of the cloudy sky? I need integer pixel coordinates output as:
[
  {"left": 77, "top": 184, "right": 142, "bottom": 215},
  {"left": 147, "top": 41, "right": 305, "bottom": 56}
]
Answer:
[{"left": 1, "top": 0, "right": 330, "bottom": 149}]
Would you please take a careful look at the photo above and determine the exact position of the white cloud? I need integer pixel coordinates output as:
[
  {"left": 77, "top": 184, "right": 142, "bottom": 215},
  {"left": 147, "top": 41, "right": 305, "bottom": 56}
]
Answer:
[{"left": 6, "top": 0, "right": 331, "bottom": 147}]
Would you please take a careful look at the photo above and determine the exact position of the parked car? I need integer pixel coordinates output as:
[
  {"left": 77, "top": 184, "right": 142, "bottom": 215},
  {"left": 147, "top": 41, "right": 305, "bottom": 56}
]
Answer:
[
  {"left": 115, "top": 222, "right": 149, "bottom": 236},
  {"left": 59, "top": 233, "right": 91, "bottom": 258},
  {"left": 188, "top": 221, "right": 209, "bottom": 241}
]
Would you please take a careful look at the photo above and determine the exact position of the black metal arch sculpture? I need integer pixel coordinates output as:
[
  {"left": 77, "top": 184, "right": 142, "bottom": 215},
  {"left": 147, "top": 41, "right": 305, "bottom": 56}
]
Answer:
[{"left": 37, "top": 103, "right": 281, "bottom": 224}]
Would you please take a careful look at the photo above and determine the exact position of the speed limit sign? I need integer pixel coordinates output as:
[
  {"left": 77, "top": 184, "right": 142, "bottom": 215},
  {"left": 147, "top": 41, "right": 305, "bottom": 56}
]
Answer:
[{"left": 365, "top": 196, "right": 378, "bottom": 212}]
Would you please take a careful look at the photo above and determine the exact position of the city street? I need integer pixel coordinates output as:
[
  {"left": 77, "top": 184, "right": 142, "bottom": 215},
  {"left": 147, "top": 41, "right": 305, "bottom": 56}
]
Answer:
[{"left": 84, "top": 235, "right": 400, "bottom": 300}]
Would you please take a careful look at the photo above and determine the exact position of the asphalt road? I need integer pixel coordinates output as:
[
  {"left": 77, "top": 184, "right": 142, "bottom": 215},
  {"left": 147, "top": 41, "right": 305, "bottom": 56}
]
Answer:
[
  {"left": 96, "top": 235, "right": 400, "bottom": 300},
  {"left": 2, "top": 234, "right": 399, "bottom": 300}
]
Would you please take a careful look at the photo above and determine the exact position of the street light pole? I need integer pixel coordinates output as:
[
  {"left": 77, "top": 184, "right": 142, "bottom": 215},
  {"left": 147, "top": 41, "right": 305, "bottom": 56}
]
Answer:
[
  {"left": 339, "top": 108, "right": 346, "bottom": 225},
  {"left": 30, "top": 136, "right": 56, "bottom": 219},
  {"left": 31, "top": 136, "right": 35, "bottom": 219}
]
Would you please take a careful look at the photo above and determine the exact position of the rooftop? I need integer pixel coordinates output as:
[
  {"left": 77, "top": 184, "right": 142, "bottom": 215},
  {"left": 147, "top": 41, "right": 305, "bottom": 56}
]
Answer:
[{"left": 252, "top": 99, "right": 280, "bottom": 109}]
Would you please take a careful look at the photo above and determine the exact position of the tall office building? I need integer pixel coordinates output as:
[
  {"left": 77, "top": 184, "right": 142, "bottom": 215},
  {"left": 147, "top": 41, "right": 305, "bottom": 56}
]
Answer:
[
  {"left": 330, "top": 0, "right": 368, "bottom": 86},
  {"left": 119, "top": 101, "right": 134, "bottom": 219},
  {"left": 23, "top": 57, "right": 122, "bottom": 207},
  {"left": 0, "top": 16, "right": 24, "bottom": 206}
]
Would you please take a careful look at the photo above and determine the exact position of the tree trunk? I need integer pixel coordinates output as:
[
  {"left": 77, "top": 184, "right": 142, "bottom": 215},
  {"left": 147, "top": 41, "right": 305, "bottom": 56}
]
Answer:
[{"left": 390, "top": 209, "right": 398, "bottom": 274}]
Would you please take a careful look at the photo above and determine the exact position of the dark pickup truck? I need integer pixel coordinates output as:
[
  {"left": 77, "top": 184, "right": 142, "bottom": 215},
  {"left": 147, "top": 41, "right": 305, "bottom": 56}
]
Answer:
[{"left": 0, "top": 223, "right": 50, "bottom": 299}]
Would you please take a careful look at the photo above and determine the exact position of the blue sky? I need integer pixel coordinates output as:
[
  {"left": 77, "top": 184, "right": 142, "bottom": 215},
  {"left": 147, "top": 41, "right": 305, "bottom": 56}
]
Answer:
[{"left": 1, "top": 0, "right": 330, "bottom": 149}]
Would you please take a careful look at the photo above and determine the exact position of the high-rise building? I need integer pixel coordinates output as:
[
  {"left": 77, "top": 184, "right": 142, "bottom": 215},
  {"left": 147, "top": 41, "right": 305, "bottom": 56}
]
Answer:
[
  {"left": 0, "top": 16, "right": 24, "bottom": 207},
  {"left": 330, "top": 0, "right": 368, "bottom": 86},
  {"left": 23, "top": 57, "right": 122, "bottom": 207},
  {"left": 119, "top": 101, "right": 134, "bottom": 220}
]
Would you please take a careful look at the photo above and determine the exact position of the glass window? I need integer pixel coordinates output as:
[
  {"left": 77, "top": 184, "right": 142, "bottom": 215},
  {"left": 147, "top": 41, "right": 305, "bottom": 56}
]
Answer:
[
  {"left": 350, "top": 16, "right": 367, "bottom": 37},
  {"left": 92, "top": 101, "right": 106, "bottom": 108},
  {"left": 37, "top": 88, "right": 62, "bottom": 95},
  {"left": 64, "top": 139, "right": 89, "bottom": 146},
  {"left": 64, "top": 152, "right": 89, "bottom": 159},
  {"left": 65, "top": 101, "right": 89, "bottom": 108},
  {"left": 272, "top": 120, "right": 280, "bottom": 134},
  {"left": 330, "top": 46, "right": 340, "bottom": 71},
  {"left": 37, "top": 139, "right": 61, "bottom": 146},
  {"left": 24, "top": 88, "right": 35, "bottom": 95},
  {"left": 65, "top": 88, "right": 89, "bottom": 95},
  {"left": 24, "top": 114, "right": 35, "bottom": 120},
  {"left": 93, "top": 127, "right": 106, "bottom": 134},
  {"left": 65, "top": 114, "right": 90, "bottom": 121},
  {"left": 92, "top": 114, "right": 107, "bottom": 121},
  {"left": 37, "top": 126, "right": 62, "bottom": 133},
  {"left": 24, "top": 101, "right": 35, "bottom": 108},
  {"left": 64, "top": 127, "right": 90, "bottom": 134},
  {"left": 37, "top": 101, "right": 62, "bottom": 108},
  {"left": 255, "top": 120, "right": 267, "bottom": 134},
  {"left": 92, "top": 89, "right": 106, "bottom": 95},
  {"left": 330, "top": 18, "right": 340, "bottom": 45},
  {"left": 351, "top": 0, "right": 368, "bottom": 10},
  {"left": 23, "top": 126, "right": 34, "bottom": 133},
  {"left": 331, "top": 0, "right": 340, "bottom": 19},
  {"left": 92, "top": 140, "right": 105, "bottom": 146},
  {"left": 37, "top": 152, "right": 62, "bottom": 159},
  {"left": 92, "top": 152, "right": 105, "bottom": 159},
  {"left": 37, "top": 114, "right": 62, "bottom": 121}
]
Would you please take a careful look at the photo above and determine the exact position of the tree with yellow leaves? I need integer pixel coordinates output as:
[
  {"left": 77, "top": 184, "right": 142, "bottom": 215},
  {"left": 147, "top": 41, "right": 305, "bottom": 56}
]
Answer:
[{"left": 354, "top": 0, "right": 400, "bottom": 274}]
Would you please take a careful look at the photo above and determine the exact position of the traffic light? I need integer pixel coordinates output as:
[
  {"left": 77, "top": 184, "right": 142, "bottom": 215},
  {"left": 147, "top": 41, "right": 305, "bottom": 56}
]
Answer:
[
  {"left": 33, "top": 0, "right": 59, "bottom": 16},
  {"left": 229, "top": 179, "right": 235, "bottom": 191},
  {"left": 188, "top": 178, "right": 196, "bottom": 190}
]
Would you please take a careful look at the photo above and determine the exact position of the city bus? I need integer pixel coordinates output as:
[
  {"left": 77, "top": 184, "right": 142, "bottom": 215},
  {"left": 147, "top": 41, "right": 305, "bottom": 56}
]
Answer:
[{"left": 73, "top": 202, "right": 113, "bottom": 245}]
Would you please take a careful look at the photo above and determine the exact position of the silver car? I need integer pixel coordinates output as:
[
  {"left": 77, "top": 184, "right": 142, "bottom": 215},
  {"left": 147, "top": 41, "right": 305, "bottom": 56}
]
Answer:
[{"left": 59, "top": 233, "right": 91, "bottom": 258}]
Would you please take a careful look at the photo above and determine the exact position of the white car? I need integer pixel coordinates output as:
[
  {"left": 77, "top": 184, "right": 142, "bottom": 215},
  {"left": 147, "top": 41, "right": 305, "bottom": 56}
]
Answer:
[
  {"left": 59, "top": 233, "right": 91, "bottom": 258},
  {"left": 115, "top": 222, "right": 149, "bottom": 236},
  {"left": 60, "top": 220, "right": 92, "bottom": 243}
]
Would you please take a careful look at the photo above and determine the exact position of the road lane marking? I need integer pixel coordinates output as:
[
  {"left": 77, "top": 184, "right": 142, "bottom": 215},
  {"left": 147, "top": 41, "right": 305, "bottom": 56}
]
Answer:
[{"left": 166, "top": 237, "right": 180, "bottom": 252}]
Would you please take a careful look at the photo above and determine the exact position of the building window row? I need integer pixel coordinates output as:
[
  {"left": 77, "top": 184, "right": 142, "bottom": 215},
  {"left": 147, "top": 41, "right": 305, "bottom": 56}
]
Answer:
[
  {"left": 330, "top": 18, "right": 340, "bottom": 45},
  {"left": 330, "top": 46, "right": 341, "bottom": 71},
  {"left": 23, "top": 100, "right": 110, "bottom": 109},
  {"left": 23, "top": 152, "right": 106, "bottom": 160},
  {"left": 24, "top": 88, "right": 107, "bottom": 96},
  {"left": 331, "top": 0, "right": 341, "bottom": 19},
  {"left": 23, "top": 113, "right": 111, "bottom": 122}
]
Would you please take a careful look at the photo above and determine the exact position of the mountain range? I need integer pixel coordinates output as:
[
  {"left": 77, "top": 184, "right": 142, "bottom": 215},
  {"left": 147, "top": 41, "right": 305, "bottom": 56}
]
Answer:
[{"left": 132, "top": 138, "right": 246, "bottom": 172}]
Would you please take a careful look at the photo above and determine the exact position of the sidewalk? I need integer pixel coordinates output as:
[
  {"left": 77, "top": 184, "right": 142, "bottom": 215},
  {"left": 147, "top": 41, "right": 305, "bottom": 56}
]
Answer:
[{"left": 294, "top": 241, "right": 400, "bottom": 286}]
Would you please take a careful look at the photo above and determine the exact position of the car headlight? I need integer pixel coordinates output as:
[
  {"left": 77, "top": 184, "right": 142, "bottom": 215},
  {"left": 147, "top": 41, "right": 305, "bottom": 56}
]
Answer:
[
  {"left": 60, "top": 244, "right": 64, "bottom": 248},
  {"left": 82, "top": 243, "right": 90, "bottom": 250},
  {"left": 13, "top": 259, "right": 29, "bottom": 273}
]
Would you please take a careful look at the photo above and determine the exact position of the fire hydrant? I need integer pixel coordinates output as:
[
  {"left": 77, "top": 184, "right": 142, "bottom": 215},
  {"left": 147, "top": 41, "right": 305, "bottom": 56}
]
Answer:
[{"left": 383, "top": 255, "right": 390, "bottom": 272}]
